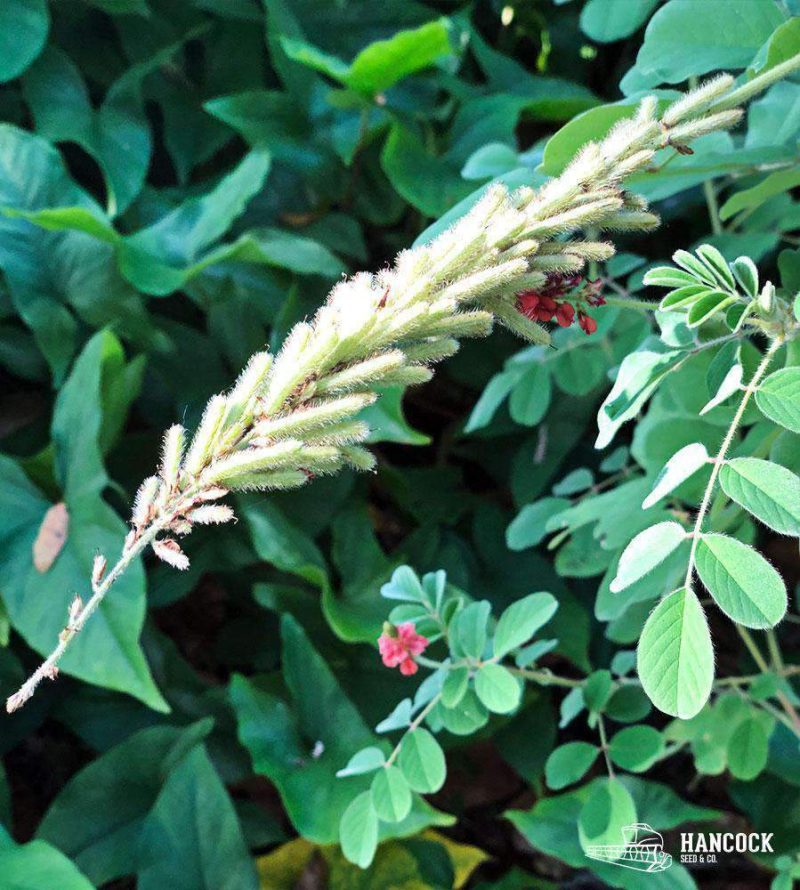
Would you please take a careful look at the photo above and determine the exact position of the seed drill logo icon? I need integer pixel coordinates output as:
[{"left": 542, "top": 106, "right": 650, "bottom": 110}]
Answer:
[{"left": 585, "top": 823, "right": 673, "bottom": 873}]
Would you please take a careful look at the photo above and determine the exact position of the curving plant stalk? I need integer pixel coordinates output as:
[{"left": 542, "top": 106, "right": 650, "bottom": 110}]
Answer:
[{"left": 8, "top": 56, "right": 800, "bottom": 713}]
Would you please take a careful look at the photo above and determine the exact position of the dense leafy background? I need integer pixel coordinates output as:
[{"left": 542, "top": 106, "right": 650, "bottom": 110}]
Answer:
[{"left": 0, "top": 0, "right": 799, "bottom": 887}]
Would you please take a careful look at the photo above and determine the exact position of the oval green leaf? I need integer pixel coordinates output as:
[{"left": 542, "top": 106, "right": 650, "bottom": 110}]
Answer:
[
  {"left": 695, "top": 533, "right": 787, "bottom": 629},
  {"left": 474, "top": 663, "right": 522, "bottom": 714},
  {"left": 756, "top": 367, "right": 800, "bottom": 433},
  {"left": 719, "top": 457, "right": 800, "bottom": 536},
  {"left": 370, "top": 766, "right": 412, "bottom": 823},
  {"left": 608, "top": 725, "right": 664, "bottom": 772},
  {"left": 610, "top": 521, "right": 686, "bottom": 592},
  {"left": 545, "top": 741, "right": 599, "bottom": 790},
  {"left": 493, "top": 591, "right": 558, "bottom": 659},
  {"left": 397, "top": 729, "right": 446, "bottom": 794},
  {"left": 637, "top": 588, "right": 714, "bottom": 719},
  {"left": 339, "top": 791, "right": 378, "bottom": 869},
  {"left": 578, "top": 778, "right": 637, "bottom": 854}
]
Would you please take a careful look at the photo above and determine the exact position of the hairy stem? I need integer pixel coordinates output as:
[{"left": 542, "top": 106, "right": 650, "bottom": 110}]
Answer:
[
  {"left": 385, "top": 693, "right": 443, "bottom": 767},
  {"left": 7, "top": 518, "right": 164, "bottom": 712},
  {"left": 684, "top": 337, "right": 783, "bottom": 588}
]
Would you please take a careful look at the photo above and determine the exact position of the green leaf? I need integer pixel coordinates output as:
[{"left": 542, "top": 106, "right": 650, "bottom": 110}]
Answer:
[
  {"left": 508, "top": 363, "right": 552, "bottom": 426},
  {"left": 437, "top": 688, "right": 490, "bottom": 736},
  {"left": 449, "top": 600, "right": 491, "bottom": 659},
  {"left": 0, "top": 832, "right": 93, "bottom": 890},
  {"left": 381, "top": 124, "right": 473, "bottom": 217},
  {"left": 719, "top": 457, "right": 800, "bottom": 536},
  {"left": 580, "top": 0, "right": 659, "bottom": 43},
  {"left": 642, "top": 443, "right": 709, "bottom": 509},
  {"left": 584, "top": 669, "right": 613, "bottom": 714},
  {"left": 686, "top": 290, "right": 737, "bottom": 327},
  {"left": 0, "top": 125, "right": 146, "bottom": 380},
  {"left": 346, "top": 20, "right": 451, "bottom": 94},
  {"left": 398, "top": 729, "right": 446, "bottom": 794},
  {"left": 371, "top": 766, "right": 412, "bottom": 823},
  {"left": 119, "top": 150, "right": 273, "bottom": 294},
  {"left": 720, "top": 168, "right": 800, "bottom": 223},
  {"left": 578, "top": 778, "right": 637, "bottom": 854},
  {"left": 336, "top": 747, "right": 386, "bottom": 778},
  {"left": 608, "top": 726, "right": 664, "bottom": 772},
  {"left": 596, "top": 349, "right": 683, "bottom": 448},
  {"left": 461, "top": 143, "right": 519, "bottom": 180},
  {"left": 552, "top": 468, "right": 594, "bottom": 496},
  {"left": 638, "top": 587, "right": 714, "bottom": 719},
  {"left": 506, "top": 498, "right": 571, "bottom": 550},
  {"left": 137, "top": 745, "right": 258, "bottom": 890},
  {"left": 339, "top": 791, "right": 379, "bottom": 869},
  {"left": 493, "top": 592, "right": 558, "bottom": 659},
  {"left": 543, "top": 102, "right": 640, "bottom": 177},
  {"left": 23, "top": 44, "right": 181, "bottom": 215},
  {"left": 381, "top": 566, "right": 427, "bottom": 603},
  {"left": 756, "top": 367, "right": 800, "bottom": 433},
  {"left": 440, "top": 666, "right": 470, "bottom": 708},
  {"left": 624, "top": 0, "right": 784, "bottom": 89},
  {"left": 0, "top": 0, "right": 49, "bottom": 83},
  {"left": 695, "top": 533, "right": 787, "bottom": 629},
  {"left": 727, "top": 716, "right": 770, "bottom": 780},
  {"left": 362, "top": 387, "right": 430, "bottom": 446},
  {"left": 702, "top": 341, "right": 743, "bottom": 415},
  {"left": 610, "top": 521, "right": 687, "bottom": 593},
  {"left": 545, "top": 742, "right": 599, "bottom": 790},
  {"left": 474, "top": 663, "right": 522, "bottom": 714},
  {"left": 37, "top": 721, "right": 212, "bottom": 885},
  {"left": 731, "top": 256, "right": 759, "bottom": 297},
  {"left": 643, "top": 266, "right": 699, "bottom": 288},
  {"left": 282, "top": 19, "right": 451, "bottom": 95}
]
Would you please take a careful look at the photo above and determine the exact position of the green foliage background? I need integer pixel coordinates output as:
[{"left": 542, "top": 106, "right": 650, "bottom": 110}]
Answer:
[{"left": 0, "top": 0, "right": 799, "bottom": 887}]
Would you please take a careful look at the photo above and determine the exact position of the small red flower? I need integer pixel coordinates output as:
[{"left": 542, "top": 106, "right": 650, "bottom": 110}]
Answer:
[
  {"left": 378, "top": 622, "right": 429, "bottom": 676},
  {"left": 578, "top": 311, "right": 598, "bottom": 335},
  {"left": 555, "top": 301, "right": 575, "bottom": 327},
  {"left": 517, "top": 291, "right": 557, "bottom": 322},
  {"left": 586, "top": 279, "right": 606, "bottom": 307}
]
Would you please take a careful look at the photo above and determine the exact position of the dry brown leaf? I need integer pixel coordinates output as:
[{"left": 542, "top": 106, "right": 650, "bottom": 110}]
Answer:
[{"left": 33, "top": 502, "right": 69, "bottom": 572}]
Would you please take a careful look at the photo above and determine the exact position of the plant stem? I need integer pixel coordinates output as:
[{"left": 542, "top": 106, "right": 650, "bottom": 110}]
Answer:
[
  {"left": 684, "top": 337, "right": 783, "bottom": 588},
  {"left": 736, "top": 626, "right": 770, "bottom": 672},
  {"left": 703, "top": 178, "right": 723, "bottom": 235},
  {"left": 766, "top": 629, "right": 786, "bottom": 671},
  {"left": 738, "top": 624, "right": 800, "bottom": 735},
  {"left": 510, "top": 667, "right": 584, "bottom": 688},
  {"left": 385, "top": 692, "right": 442, "bottom": 767},
  {"left": 711, "top": 52, "right": 800, "bottom": 112},
  {"left": 603, "top": 295, "right": 659, "bottom": 312},
  {"left": 6, "top": 517, "right": 167, "bottom": 712},
  {"left": 597, "top": 714, "right": 615, "bottom": 779}
]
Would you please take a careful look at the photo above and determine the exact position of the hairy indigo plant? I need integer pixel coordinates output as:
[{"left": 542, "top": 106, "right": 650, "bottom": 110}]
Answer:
[{"left": 9, "top": 56, "right": 800, "bottom": 712}]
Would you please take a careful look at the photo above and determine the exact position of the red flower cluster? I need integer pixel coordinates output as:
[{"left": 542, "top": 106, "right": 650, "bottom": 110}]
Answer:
[
  {"left": 378, "top": 622, "right": 429, "bottom": 676},
  {"left": 516, "top": 273, "right": 606, "bottom": 335}
]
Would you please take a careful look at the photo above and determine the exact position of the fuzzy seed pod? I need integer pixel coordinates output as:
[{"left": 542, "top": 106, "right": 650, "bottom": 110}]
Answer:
[
  {"left": 189, "top": 504, "right": 236, "bottom": 525},
  {"left": 315, "top": 351, "right": 407, "bottom": 395},
  {"left": 152, "top": 538, "right": 189, "bottom": 571},
  {"left": 160, "top": 425, "right": 185, "bottom": 490},
  {"left": 663, "top": 73, "right": 735, "bottom": 126},
  {"left": 184, "top": 396, "right": 228, "bottom": 477},
  {"left": 206, "top": 440, "right": 303, "bottom": 482},
  {"left": 132, "top": 476, "right": 160, "bottom": 527},
  {"left": 252, "top": 393, "right": 377, "bottom": 441}
]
